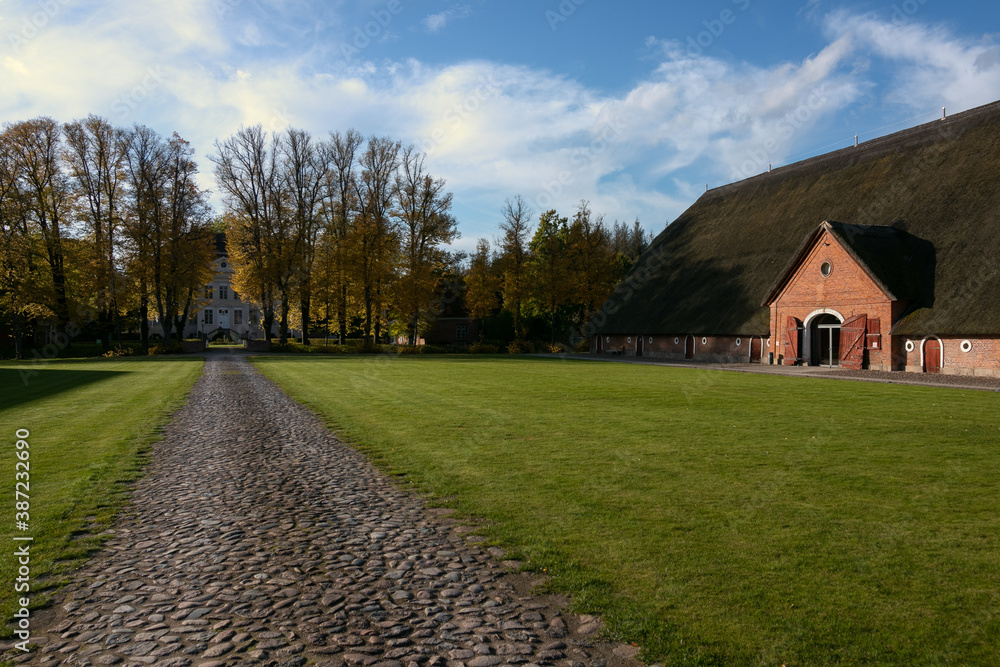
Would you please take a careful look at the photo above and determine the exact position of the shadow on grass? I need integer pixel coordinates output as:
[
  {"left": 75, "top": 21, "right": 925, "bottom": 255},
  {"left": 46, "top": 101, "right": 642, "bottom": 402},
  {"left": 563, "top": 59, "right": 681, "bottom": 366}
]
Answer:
[{"left": 0, "top": 368, "right": 134, "bottom": 412}]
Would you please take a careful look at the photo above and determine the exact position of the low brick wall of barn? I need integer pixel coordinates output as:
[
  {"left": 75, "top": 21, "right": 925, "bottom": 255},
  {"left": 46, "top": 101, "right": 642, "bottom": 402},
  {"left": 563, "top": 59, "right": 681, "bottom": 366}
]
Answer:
[
  {"left": 900, "top": 336, "right": 1000, "bottom": 377},
  {"left": 593, "top": 334, "right": 768, "bottom": 363}
]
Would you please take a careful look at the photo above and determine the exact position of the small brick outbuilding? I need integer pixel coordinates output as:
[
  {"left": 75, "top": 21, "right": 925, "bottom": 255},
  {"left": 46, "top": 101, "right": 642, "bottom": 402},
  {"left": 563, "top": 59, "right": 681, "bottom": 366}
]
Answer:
[{"left": 591, "top": 100, "right": 1000, "bottom": 376}]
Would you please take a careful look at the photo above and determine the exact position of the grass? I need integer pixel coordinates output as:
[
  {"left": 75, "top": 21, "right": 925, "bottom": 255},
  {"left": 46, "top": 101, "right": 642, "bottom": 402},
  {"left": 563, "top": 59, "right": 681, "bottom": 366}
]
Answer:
[
  {"left": 253, "top": 355, "right": 1000, "bottom": 666},
  {"left": 0, "top": 357, "right": 203, "bottom": 637}
]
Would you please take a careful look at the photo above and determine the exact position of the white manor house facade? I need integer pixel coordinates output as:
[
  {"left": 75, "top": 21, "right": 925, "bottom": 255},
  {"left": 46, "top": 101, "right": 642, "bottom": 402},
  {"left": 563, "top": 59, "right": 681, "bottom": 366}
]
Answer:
[{"left": 149, "top": 234, "right": 282, "bottom": 341}]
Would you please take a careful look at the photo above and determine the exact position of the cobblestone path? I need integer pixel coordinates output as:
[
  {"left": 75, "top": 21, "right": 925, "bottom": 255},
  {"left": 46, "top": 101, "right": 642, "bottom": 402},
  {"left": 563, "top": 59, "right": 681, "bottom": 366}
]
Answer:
[{"left": 8, "top": 355, "right": 640, "bottom": 667}]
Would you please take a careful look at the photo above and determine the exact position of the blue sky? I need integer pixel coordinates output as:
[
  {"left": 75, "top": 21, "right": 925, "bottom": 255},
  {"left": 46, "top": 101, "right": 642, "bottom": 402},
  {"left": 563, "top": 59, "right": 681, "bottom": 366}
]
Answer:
[{"left": 2, "top": 0, "right": 999, "bottom": 250}]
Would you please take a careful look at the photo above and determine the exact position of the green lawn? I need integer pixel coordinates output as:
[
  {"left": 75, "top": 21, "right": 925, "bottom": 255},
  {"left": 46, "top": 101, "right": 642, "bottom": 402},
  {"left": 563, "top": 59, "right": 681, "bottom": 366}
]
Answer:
[
  {"left": 254, "top": 355, "right": 1000, "bottom": 666},
  {"left": 0, "top": 357, "right": 203, "bottom": 636}
]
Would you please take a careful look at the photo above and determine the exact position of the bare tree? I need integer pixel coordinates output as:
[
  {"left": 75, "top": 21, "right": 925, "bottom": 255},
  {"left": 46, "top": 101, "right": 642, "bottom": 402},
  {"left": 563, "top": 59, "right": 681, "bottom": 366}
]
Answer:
[
  {"left": 353, "top": 135, "right": 401, "bottom": 343},
  {"left": 212, "top": 126, "right": 285, "bottom": 341},
  {"left": 394, "top": 145, "right": 458, "bottom": 345},
  {"left": 318, "top": 129, "right": 364, "bottom": 345},
  {"left": 64, "top": 115, "right": 127, "bottom": 350},
  {"left": 282, "top": 128, "right": 329, "bottom": 345},
  {"left": 5, "top": 117, "right": 72, "bottom": 330}
]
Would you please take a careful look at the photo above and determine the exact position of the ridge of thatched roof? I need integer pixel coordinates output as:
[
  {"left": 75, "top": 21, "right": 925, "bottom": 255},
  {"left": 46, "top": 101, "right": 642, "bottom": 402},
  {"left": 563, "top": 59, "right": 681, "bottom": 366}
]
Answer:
[{"left": 597, "top": 99, "right": 1000, "bottom": 337}]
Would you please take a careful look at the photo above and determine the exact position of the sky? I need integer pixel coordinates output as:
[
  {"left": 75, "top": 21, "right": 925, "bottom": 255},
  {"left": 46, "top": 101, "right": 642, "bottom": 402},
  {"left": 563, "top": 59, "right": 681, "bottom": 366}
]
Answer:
[{"left": 2, "top": 0, "right": 999, "bottom": 251}]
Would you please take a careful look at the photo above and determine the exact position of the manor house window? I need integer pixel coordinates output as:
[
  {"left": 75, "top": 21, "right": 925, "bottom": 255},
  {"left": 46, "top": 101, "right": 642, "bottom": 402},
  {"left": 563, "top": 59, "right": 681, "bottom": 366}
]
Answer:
[
  {"left": 205, "top": 285, "right": 213, "bottom": 299},
  {"left": 219, "top": 286, "right": 229, "bottom": 300},
  {"left": 204, "top": 309, "right": 214, "bottom": 325}
]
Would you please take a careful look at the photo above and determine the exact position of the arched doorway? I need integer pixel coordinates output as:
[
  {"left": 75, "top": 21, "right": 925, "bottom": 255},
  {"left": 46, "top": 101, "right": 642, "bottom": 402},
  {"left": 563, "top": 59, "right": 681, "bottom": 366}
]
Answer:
[
  {"left": 750, "top": 336, "right": 763, "bottom": 363},
  {"left": 923, "top": 338, "right": 942, "bottom": 373},
  {"left": 809, "top": 314, "right": 842, "bottom": 367},
  {"left": 684, "top": 335, "right": 695, "bottom": 359}
]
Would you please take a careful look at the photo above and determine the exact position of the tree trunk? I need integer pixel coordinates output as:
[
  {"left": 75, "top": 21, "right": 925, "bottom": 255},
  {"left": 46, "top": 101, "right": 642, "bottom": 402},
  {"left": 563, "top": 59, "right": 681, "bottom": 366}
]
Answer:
[
  {"left": 279, "top": 291, "right": 290, "bottom": 344},
  {"left": 338, "top": 284, "right": 348, "bottom": 345},
  {"left": 300, "top": 293, "right": 311, "bottom": 346},
  {"left": 139, "top": 291, "right": 149, "bottom": 351},
  {"left": 363, "top": 285, "right": 373, "bottom": 342},
  {"left": 13, "top": 313, "right": 23, "bottom": 360}
]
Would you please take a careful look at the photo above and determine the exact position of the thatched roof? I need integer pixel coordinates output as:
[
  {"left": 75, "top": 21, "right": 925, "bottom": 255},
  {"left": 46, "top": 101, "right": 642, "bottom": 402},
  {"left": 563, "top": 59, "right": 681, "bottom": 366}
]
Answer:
[{"left": 597, "top": 100, "right": 1000, "bottom": 337}]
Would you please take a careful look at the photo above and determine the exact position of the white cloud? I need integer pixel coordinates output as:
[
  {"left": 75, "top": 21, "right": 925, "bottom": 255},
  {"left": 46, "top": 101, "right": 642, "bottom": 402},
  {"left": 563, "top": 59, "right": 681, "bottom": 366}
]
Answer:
[
  {"left": 422, "top": 5, "right": 472, "bottom": 34},
  {"left": 823, "top": 11, "right": 1000, "bottom": 113}
]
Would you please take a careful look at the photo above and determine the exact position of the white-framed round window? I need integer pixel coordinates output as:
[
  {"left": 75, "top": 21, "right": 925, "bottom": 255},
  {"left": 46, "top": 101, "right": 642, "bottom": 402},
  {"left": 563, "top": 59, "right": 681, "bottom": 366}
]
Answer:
[
  {"left": 674, "top": 337, "right": 680, "bottom": 345},
  {"left": 648, "top": 337, "right": 653, "bottom": 344},
  {"left": 821, "top": 261, "right": 832, "bottom": 278},
  {"left": 735, "top": 338, "right": 742, "bottom": 347},
  {"left": 961, "top": 340, "right": 973, "bottom": 353},
  {"left": 702, "top": 337, "right": 708, "bottom": 345},
  {"left": 605, "top": 337, "right": 610, "bottom": 343},
  {"left": 905, "top": 340, "right": 915, "bottom": 353},
  {"left": 627, "top": 337, "right": 632, "bottom": 344},
  {"left": 221, "top": 262, "right": 227, "bottom": 268}
]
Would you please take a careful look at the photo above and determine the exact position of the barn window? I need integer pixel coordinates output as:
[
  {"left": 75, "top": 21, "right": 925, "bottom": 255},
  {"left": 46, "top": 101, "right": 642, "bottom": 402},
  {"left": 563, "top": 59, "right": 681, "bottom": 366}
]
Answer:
[
  {"left": 456, "top": 324, "right": 468, "bottom": 342},
  {"left": 702, "top": 337, "right": 708, "bottom": 345},
  {"left": 905, "top": 340, "right": 916, "bottom": 353},
  {"left": 648, "top": 337, "right": 653, "bottom": 344},
  {"left": 674, "top": 337, "right": 680, "bottom": 345},
  {"left": 821, "top": 261, "right": 833, "bottom": 277},
  {"left": 736, "top": 338, "right": 742, "bottom": 346},
  {"left": 627, "top": 337, "right": 632, "bottom": 344},
  {"left": 606, "top": 337, "right": 610, "bottom": 343},
  {"left": 961, "top": 340, "right": 973, "bottom": 353}
]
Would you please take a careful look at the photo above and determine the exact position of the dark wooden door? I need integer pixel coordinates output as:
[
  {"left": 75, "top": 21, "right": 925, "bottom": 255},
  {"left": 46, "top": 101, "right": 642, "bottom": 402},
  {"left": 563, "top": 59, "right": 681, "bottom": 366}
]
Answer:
[
  {"left": 636, "top": 336, "right": 644, "bottom": 357},
  {"left": 750, "top": 337, "right": 763, "bottom": 363},
  {"left": 596, "top": 336, "right": 603, "bottom": 354},
  {"left": 925, "top": 339, "right": 942, "bottom": 373},
  {"left": 685, "top": 335, "right": 694, "bottom": 359}
]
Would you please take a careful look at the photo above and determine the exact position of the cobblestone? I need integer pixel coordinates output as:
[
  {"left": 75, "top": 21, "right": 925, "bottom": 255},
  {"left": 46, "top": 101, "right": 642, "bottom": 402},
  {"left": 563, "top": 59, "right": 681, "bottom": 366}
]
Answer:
[{"left": 4, "top": 354, "right": 641, "bottom": 667}]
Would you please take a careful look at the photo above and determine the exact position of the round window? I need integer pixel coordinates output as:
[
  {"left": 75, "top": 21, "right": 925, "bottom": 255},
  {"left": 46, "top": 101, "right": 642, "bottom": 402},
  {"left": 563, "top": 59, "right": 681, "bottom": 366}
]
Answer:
[
  {"left": 605, "top": 337, "right": 610, "bottom": 343},
  {"left": 221, "top": 262, "right": 227, "bottom": 268},
  {"left": 961, "top": 340, "right": 973, "bottom": 353},
  {"left": 905, "top": 340, "right": 915, "bottom": 353},
  {"left": 702, "top": 337, "right": 708, "bottom": 345},
  {"left": 674, "top": 337, "right": 680, "bottom": 345},
  {"left": 648, "top": 337, "right": 653, "bottom": 344},
  {"left": 736, "top": 338, "right": 742, "bottom": 347},
  {"left": 821, "top": 261, "right": 832, "bottom": 277},
  {"left": 627, "top": 337, "right": 632, "bottom": 344}
]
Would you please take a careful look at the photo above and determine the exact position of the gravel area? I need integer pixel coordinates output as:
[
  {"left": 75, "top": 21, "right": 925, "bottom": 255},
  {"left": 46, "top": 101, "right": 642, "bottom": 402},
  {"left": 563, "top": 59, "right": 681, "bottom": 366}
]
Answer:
[{"left": 4, "top": 355, "right": 641, "bottom": 667}]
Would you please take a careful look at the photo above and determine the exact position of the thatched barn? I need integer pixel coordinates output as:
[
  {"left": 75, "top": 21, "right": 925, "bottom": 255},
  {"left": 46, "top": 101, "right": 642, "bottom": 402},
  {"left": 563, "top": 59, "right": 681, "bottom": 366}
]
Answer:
[{"left": 592, "top": 100, "right": 1000, "bottom": 376}]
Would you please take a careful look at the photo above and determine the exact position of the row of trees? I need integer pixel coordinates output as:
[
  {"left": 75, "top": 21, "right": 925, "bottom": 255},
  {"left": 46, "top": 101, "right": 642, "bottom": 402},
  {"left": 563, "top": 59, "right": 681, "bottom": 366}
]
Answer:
[
  {"left": 1, "top": 114, "right": 655, "bottom": 357},
  {"left": 0, "top": 115, "right": 214, "bottom": 358},
  {"left": 467, "top": 196, "right": 650, "bottom": 346},
  {"left": 212, "top": 126, "right": 653, "bottom": 348},
  {"left": 213, "top": 127, "right": 458, "bottom": 346}
]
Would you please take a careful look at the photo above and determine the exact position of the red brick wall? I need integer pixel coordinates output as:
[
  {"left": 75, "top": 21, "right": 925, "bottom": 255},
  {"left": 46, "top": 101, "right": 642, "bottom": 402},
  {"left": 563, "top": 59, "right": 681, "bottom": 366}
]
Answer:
[
  {"left": 770, "top": 229, "right": 895, "bottom": 369},
  {"left": 900, "top": 336, "right": 1000, "bottom": 375}
]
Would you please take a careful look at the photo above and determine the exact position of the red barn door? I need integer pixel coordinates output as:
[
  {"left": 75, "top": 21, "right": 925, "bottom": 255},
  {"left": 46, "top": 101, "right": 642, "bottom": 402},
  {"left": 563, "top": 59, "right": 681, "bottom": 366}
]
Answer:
[
  {"left": 784, "top": 316, "right": 802, "bottom": 365},
  {"left": 636, "top": 336, "right": 644, "bottom": 357},
  {"left": 924, "top": 339, "right": 942, "bottom": 374},
  {"left": 840, "top": 314, "right": 867, "bottom": 370},
  {"left": 750, "top": 337, "right": 763, "bottom": 363},
  {"left": 685, "top": 335, "right": 694, "bottom": 359}
]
